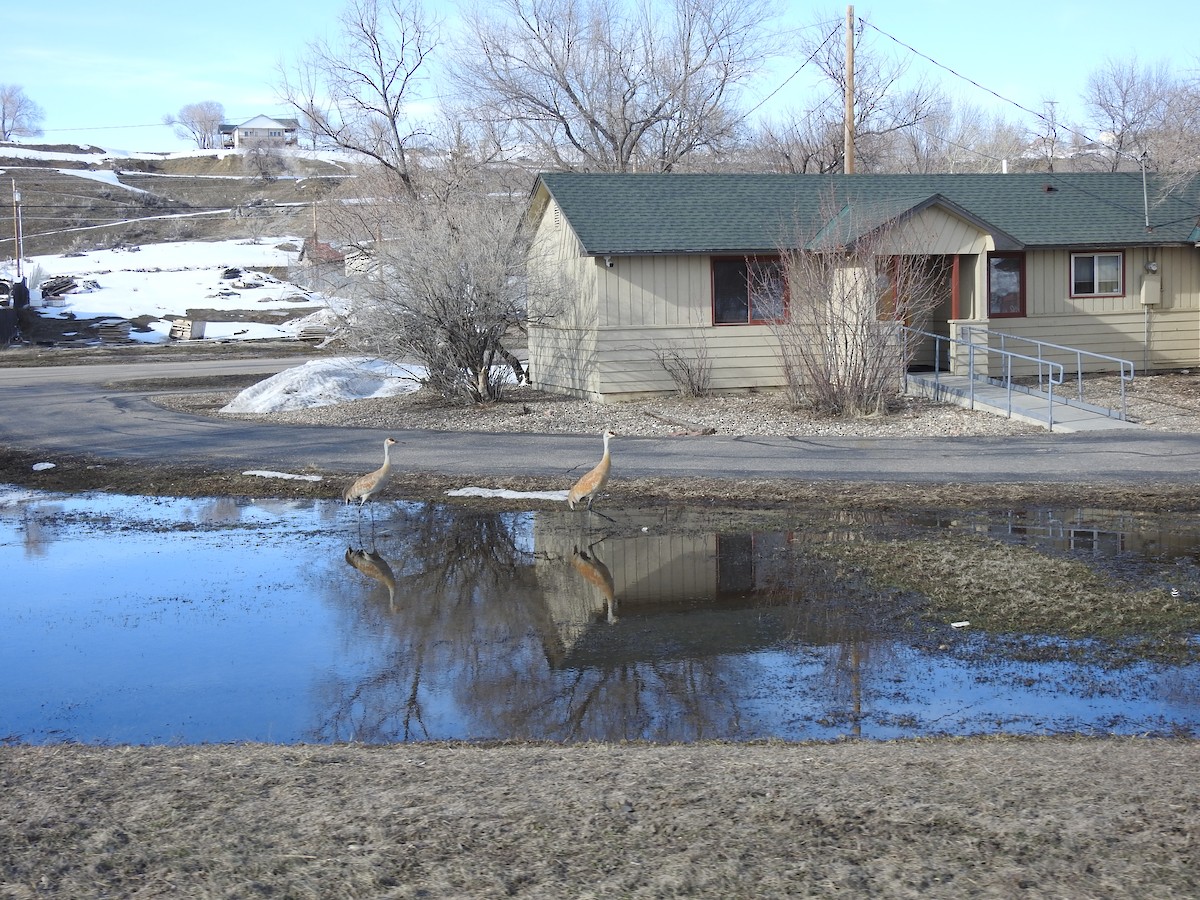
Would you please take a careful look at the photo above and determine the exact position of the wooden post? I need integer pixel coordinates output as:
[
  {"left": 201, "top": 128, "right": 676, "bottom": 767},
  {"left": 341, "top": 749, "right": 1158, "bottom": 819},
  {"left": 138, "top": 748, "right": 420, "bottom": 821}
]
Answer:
[{"left": 844, "top": 5, "right": 855, "bottom": 174}]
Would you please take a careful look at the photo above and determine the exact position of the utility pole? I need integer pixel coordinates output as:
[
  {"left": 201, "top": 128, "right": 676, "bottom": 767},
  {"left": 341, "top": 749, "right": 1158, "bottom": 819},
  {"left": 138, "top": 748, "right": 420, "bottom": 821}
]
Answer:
[
  {"left": 844, "top": 5, "right": 855, "bottom": 174},
  {"left": 11, "top": 179, "right": 23, "bottom": 279}
]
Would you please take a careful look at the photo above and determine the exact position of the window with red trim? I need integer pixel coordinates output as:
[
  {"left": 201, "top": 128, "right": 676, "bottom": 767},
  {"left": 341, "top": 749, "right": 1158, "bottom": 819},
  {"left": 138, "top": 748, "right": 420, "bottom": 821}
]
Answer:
[
  {"left": 712, "top": 256, "right": 786, "bottom": 325},
  {"left": 987, "top": 252, "right": 1025, "bottom": 318}
]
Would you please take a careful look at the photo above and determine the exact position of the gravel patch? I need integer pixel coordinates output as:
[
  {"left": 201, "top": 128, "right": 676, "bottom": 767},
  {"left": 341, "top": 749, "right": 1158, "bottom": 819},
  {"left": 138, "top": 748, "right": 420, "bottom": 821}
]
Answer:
[
  {"left": 174, "top": 385, "right": 1049, "bottom": 438},
  {"left": 155, "top": 371, "right": 1200, "bottom": 438}
]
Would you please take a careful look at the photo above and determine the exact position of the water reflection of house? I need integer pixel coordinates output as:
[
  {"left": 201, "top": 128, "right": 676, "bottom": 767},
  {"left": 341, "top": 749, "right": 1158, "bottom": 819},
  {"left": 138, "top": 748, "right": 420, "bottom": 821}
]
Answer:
[
  {"left": 981, "top": 508, "right": 1200, "bottom": 560},
  {"left": 533, "top": 514, "right": 829, "bottom": 669}
]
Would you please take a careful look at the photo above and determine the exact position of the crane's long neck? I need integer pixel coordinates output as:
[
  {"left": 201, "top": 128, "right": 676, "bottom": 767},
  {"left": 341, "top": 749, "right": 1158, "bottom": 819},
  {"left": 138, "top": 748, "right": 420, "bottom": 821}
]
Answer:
[
  {"left": 601, "top": 432, "right": 612, "bottom": 461},
  {"left": 380, "top": 441, "right": 393, "bottom": 473}
]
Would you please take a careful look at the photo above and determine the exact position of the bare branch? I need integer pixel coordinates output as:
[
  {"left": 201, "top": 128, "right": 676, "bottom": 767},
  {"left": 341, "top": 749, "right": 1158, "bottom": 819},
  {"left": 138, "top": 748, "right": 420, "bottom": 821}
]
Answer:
[
  {"left": 278, "top": 0, "right": 439, "bottom": 196},
  {"left": 164, "top": 101, "right": 225, "bottom": 150},
  {"left": 451, "top": 0, "right": 783, "bottom": 172}
]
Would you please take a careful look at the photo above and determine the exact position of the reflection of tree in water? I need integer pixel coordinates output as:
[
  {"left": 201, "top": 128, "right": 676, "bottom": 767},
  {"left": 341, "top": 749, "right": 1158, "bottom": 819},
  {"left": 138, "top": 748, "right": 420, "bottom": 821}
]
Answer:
[
  {"left": 488, "top": 656, "right": 747, "bottom": 742},
  {"left": 18, "top": 506, "right": 57, "bottom": 557},
  {"left": 782, "top": 531, "right": 914, "bottom": 738},
  {"left": 312, "top": 505, "right": 545, "bottom": 742}
]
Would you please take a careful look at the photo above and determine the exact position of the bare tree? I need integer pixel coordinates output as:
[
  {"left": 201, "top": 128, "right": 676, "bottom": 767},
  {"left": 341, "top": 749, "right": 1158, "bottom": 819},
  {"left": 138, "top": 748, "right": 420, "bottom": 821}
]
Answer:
[
  {"left": 752, "top": 10, "right": 942, "bottom": 174},
  {"left": 452, "top": 0, "right": 784, "bottom": 172},
  {"left": 1081, "top": 55, "right": 1200, "bottom": 179},
  {"left": 1082, "top": 57, "right": 1170, "bottom": 171},
  {"left": 164, "top": 101, "right": 225, "bottom": 149},
  {"left": 244, "top": 142, "right": 288, "bottom": 181},
  {"left": 278, "top": 0, "right": 438, "bottom": 198},
  {"left": 336, "top": 179, "right": 553, "bottom": 404},
  {"left": 773, "top": 199, "right": 948, "bottom": 417},
  {"left": 879, "top": 102, "right": 1028, "bottom": 174},
  {"left": 0, "top": 85, "right": 45, "bottom": 140}
]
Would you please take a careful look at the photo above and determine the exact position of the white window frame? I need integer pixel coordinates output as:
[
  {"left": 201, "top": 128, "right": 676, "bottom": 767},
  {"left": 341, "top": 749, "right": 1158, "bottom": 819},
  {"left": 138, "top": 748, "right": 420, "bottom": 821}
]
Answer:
[{"left": 1071, "top": 251, "right": 1124, "bottom": 298}]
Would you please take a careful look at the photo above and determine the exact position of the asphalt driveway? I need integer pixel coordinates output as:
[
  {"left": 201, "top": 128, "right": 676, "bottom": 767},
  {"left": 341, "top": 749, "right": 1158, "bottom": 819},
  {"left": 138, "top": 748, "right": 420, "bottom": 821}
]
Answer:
[{"left": 2, "top": 359, "right": 1199, "bottom": 485}]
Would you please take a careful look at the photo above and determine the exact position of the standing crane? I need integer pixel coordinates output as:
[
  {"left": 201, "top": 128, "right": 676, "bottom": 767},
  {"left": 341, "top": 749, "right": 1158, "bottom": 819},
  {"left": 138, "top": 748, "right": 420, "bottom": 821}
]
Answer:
[
  {"left": 343, "top": 437, "right": 397, "bottom": 506},
  {"left": 567, "top": 429, "right": 616, "bottom": 512}
]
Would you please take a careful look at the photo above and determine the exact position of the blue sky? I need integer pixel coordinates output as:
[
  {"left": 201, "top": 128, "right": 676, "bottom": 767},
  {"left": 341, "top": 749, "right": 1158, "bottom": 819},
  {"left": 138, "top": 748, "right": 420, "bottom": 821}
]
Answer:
[{"left": 4, "top": 0, "right": 1197, "bottom": 153}]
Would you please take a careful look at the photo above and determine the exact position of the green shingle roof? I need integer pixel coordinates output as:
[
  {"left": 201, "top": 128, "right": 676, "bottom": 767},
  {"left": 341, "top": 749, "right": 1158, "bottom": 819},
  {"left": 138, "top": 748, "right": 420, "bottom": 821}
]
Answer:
[{"left": 534, "top": 172, "right": 1200, "bottom": 255}]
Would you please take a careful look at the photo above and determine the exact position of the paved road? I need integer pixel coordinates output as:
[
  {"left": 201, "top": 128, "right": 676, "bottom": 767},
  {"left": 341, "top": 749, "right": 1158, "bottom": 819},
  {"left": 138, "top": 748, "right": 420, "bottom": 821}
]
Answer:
[{"left": 2, "top": 358, "right": 1199, "bottom": 484}]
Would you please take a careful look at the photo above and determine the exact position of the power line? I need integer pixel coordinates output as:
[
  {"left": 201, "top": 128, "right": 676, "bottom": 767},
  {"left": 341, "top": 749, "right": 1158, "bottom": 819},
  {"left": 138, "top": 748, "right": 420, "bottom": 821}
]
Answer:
[
  {"left": 856, "top": 17, "right": 1200, "bottom": 222},
  {"left": 858, "top": 18, "right": 1112, "bottom": 153},
  {"left": 742, "top": 22, "right": 842, "bottom": 120}
]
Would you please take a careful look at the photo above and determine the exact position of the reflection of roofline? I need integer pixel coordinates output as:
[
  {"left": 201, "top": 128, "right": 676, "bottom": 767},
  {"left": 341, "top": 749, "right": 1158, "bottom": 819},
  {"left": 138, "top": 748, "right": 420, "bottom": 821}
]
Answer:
[{"left": 552, "top": 601, "right": 831, "bottom": 671}]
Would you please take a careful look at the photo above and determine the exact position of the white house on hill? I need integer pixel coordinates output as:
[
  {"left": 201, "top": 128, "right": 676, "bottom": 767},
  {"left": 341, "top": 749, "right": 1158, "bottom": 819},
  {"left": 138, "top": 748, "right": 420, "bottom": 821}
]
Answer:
[{"left": 219, "top": 116, "right": 299, "bottom": 150}]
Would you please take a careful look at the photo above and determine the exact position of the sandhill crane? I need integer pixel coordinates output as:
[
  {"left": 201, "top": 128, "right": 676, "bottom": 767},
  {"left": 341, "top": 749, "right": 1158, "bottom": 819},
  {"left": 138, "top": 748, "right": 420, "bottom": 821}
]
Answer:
[
  {"left": 345, "top": 546, "right": 397, "bottom": 606},
  {"left": 343, "top": 437, "right": 397, "bottom": 506},
  {"left": 567, "top": 429, "right": 616, "bottom": 512}
]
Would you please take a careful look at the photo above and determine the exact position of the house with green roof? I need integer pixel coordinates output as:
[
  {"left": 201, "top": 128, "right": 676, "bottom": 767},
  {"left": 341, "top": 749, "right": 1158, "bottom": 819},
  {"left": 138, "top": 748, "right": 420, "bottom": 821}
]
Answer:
[{"left": 525, "top": 171, "right": 1200, "bottom": 402}]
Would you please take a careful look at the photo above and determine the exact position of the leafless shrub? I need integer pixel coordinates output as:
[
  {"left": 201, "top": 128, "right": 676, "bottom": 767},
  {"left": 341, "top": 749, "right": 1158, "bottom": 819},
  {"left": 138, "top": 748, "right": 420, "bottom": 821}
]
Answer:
[
  {"left": 773, "top": 202, "right": 948, "bottom": 417},
  {"left": 650, "top": 335, "right": 712, "bottom": 398},
  {"left": 337, "top": 177, "right": 555, "bottom": 405}
]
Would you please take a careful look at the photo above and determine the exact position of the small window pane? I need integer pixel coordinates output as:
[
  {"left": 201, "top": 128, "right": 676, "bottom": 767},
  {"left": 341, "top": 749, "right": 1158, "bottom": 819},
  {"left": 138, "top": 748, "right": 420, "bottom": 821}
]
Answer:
[
  {"left": 1096, "top": 255, "right": 1121, "bottom": 294},
  {"left": 1073, "top": 256, "right": 1095, "bottom": 294},
  {"left": 713, "top": 260, "right": 748, "bottom": 324}
]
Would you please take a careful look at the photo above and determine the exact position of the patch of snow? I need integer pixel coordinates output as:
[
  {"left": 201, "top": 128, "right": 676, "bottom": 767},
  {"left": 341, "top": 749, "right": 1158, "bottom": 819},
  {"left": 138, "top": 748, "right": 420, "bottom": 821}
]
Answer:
[
  {"left": 58, "top": 168, "right": 151, "bottom": 194},
  {"left": 447, "top": 486, "right": 570, "bottom": 501},
  {"left": 220, "top": 357, "right": 423, "bottom": 413},
  {"left": 31, "top": 463, "right": 57, "bottom": 471},
  {"left": 242, "top": 470, "right": 324, "bottom": 482},
  {"left": 0, "top": 488, "right": 48, "bottom": 507},
  {"left": 18, "top": 237, "right": 338, "bottom": 342}
]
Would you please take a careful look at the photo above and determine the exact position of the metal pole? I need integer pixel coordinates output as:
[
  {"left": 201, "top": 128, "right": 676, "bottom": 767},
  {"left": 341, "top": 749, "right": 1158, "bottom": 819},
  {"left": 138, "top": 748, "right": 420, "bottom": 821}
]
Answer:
[{"left": 1140, "top": 151, "right": 1150, "bottom": 229}]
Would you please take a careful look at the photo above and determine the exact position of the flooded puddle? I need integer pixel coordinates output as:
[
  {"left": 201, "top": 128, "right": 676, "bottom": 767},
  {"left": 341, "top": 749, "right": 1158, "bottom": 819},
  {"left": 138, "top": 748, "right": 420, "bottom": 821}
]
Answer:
[{"left": 3, "top": 489, "right": 1199, "bottom": 745}]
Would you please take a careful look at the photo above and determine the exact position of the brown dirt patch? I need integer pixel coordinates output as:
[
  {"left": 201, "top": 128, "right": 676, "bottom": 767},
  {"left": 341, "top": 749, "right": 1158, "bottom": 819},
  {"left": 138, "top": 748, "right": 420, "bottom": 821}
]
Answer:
[{"left": 2, "top": 739, "right": 1197, "bottom": 898}]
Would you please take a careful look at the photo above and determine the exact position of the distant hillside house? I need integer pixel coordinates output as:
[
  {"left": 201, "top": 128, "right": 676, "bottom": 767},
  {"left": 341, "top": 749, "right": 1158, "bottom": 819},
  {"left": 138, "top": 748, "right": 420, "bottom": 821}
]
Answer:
[{"left": 220, "top": 116, "right": 300, "bottom": 150}]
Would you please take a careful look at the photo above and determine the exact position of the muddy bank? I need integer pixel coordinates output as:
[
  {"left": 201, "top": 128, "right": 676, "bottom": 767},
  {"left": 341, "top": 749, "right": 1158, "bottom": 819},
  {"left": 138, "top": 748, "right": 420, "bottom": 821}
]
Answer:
[
  {"left": 4, "top": 445, "right": 1200, "bottom": 513},
  {"left": 2, "top": 739, "right": 1196, "bottom": 898}
]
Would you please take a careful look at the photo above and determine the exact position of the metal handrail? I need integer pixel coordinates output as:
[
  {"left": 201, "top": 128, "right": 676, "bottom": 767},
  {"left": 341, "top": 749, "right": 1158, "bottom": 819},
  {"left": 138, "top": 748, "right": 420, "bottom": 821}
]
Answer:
[
  {"left": 901, "top": 326, "right": 1066, "bottom": 430},
  {"left": 960, "top": 326, "right": 1135, "bottom": 421}
]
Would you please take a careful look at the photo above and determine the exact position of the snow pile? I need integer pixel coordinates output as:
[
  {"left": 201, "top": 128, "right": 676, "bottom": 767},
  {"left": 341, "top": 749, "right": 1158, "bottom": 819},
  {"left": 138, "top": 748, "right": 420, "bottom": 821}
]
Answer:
[{"left": 220, "top": 357, "right": 424, "bottom": 414}]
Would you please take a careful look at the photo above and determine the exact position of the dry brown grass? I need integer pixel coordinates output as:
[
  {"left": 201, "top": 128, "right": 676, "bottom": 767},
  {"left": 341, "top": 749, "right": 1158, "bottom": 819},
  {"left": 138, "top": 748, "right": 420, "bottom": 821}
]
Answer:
[
  {"left": 816, "top": 533, "right": 1200, "bottom": 656},
  {"left": 2, "top": 739, "right": 1198, "bottom": 898}
]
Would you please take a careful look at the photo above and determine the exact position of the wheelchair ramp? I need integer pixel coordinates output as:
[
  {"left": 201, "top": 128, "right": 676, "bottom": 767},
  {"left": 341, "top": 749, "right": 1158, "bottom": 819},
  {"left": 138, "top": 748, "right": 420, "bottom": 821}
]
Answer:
[{"left": 907, "top": 373, "right": 1143, "bottom": 432}]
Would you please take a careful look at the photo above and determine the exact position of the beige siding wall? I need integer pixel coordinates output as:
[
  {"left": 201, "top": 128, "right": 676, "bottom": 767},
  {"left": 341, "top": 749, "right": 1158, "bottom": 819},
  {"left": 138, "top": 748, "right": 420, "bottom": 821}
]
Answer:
[
  {"left": 985, "top": 246, "right": 1200, "bottom": 374},
  {"left": 597, "top": 255, "right": 711, "bottom": 327},
  {"left": 528, "top": 196, "right": 604, "bottom": 396},
  {"left": 1024, "top": 247, "right": 1200, "bottom": 317},
  {"left": 593, "top": 325, "right": 785, "bottom": 400},
  {"left": 529, "top": 236, "right": 791, "bottom": 400},
  {"left": 977, "top": 310, "right": 1198, "bottom": 374},
  {"left": 877, "top": 207, "right": 992, "bottom": 256}
]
